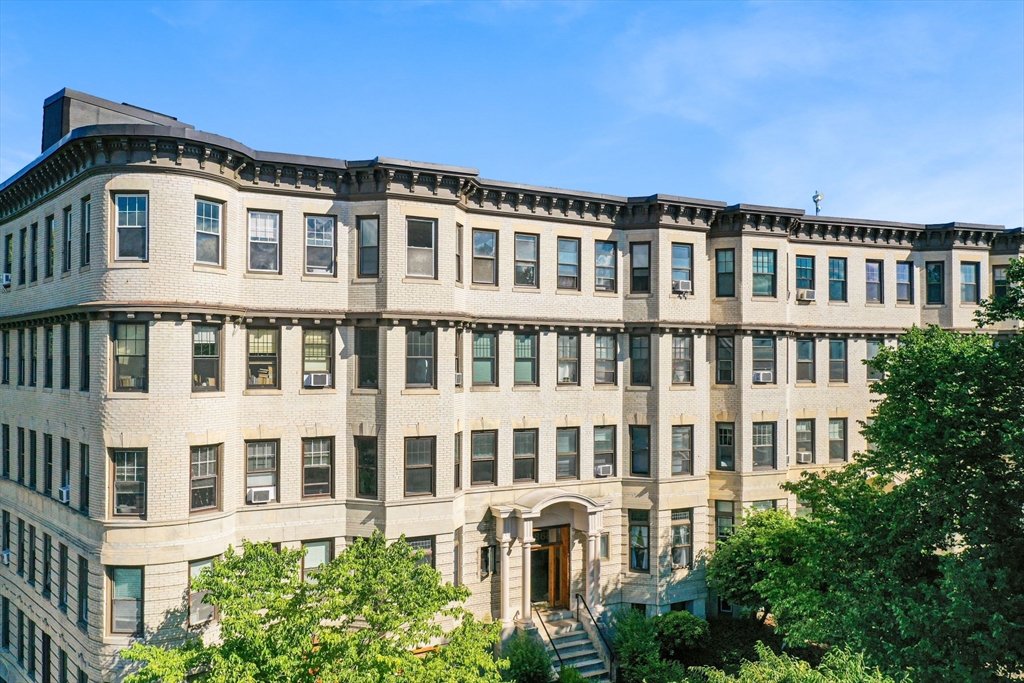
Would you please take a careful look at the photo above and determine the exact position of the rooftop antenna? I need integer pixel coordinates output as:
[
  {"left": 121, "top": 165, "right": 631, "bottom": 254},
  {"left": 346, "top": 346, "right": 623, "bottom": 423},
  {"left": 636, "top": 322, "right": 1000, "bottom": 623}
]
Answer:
[{"left": 812, "top": 190, "right": 823, "bottom": 216}]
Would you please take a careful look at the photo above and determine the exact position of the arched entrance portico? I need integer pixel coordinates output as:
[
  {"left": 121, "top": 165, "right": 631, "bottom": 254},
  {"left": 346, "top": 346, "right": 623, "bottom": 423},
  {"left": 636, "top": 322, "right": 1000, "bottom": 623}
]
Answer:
[{"left": 490, "top": 489, "right": 607, "bottom": 629}]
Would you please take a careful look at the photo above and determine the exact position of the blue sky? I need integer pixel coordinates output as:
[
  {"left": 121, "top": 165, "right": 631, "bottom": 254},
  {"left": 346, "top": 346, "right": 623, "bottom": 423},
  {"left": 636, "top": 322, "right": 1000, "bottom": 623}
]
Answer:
[{"left": 1, "top": 1, "right": 1021, "bottom": 227}]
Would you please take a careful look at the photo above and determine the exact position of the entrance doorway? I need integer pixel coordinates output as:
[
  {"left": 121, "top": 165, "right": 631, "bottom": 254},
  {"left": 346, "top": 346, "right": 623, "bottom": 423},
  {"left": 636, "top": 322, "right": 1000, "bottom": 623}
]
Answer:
[{"left": 531, "top": 525, "right": 570, "bottom": 608}]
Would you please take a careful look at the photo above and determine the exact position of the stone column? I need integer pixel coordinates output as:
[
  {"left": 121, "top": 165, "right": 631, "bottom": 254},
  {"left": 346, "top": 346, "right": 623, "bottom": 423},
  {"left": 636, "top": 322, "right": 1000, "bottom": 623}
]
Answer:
[
  {"left": 586, "top": 532, "right": 599, "bottom": 608},
  {"left": 500, "top": 536, "right": 512, "bottom": 627},
  {"left": 519, "top": 516, "right": 534, "bottom": 627}
]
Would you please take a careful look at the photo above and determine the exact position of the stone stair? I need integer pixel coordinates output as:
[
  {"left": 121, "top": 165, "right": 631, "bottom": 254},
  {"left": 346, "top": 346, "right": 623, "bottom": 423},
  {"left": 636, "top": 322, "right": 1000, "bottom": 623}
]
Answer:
[{"left": 536, "top": 608, "right": 611, "bottom": 682}]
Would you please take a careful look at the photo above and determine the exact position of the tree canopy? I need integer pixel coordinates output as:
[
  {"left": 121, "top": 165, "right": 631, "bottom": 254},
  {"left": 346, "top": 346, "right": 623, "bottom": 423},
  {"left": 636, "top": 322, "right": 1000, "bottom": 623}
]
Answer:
[
  {"left": 121, "top": 532, "right": 506, "bottom": 683},
  {"left": 689, "top": 642, "right": 902, "bottom": 683},
  {"left": 708, "top": 258, "right": 1024, "bottom": 682}
]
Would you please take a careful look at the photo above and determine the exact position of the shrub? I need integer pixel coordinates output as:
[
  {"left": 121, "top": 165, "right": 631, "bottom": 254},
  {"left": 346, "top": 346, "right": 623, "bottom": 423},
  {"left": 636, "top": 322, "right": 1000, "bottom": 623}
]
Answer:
[
  {"left": 504, "top": 631, "right": 552, "bottom": 683},
  {"left": 651, "top": 610, "right": 711, "bottom": 666},
  {"left": 557, "top": 665, "right": 586, "bottom": 683},
  {"left": 612, "top": 608, "right": 689, "bottom": 683}
]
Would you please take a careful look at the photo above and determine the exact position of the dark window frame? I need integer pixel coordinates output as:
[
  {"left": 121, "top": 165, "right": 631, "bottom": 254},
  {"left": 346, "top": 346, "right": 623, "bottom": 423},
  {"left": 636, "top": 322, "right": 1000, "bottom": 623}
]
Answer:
[
  {"left": 896, "top": 261, "right": 914, "bottom": 303},
  {"left": 795, "top": 419, "right": 815, "bottom": 464},
  {"left": 112, "top": 322, "right": 148, "bottom": 392},
  {"left": 406, "top": 217, "right": 437, "bottom": 279},
  {"left": 192, "top": 324, "right": 222, "bottom": 392},
  {"left": 671, "top": 425, "right": 693, "bottom": 476},
  {"left": 716, "top": 422, "right": 735, "bottom": 471},
  {"left": 246, "top": 327, "right": 280, "bottom": 389},
  {"left": 829, "top": 257, "right": 847, "bottom": 302},
  {"left": 752, "top": 421, "right": 777, "bottom": 470},
  {"left": 555, "top": 427, "right": 579, "bottom": 480},
  {"left": 471, "top": 430, "right": 498, "bottom": 486},
  {"left": 557, "top": 237, "right": 581, "bottom": 290},
  {"left": 513, "top": 429, "right": 538, "bottom": 483},
  {"left": 752, "top": 248, "right": 777, "bottom": 297},
  {"left": 404, "top": 436, "right": 436, "bottom": 497},
  {"left": 111, "top": 448, "right": 147, "bottom": 517},
  {"left": 109, "top": 566, "right": 144, "bottom": 635},
  {"left": 829, "top": 339, "right": 848, "bottom": 383},
  {"left": 557, "top": 333, "right": 579, "bottom": 385},
  {"left": 357, "top": 215, "right": 380, "bottom": 278},
  {"left": 472, "top": 332, "right": 497, "bottom": 386},
  {"left": 472, "top": 228, "right": 498, "bottom": 285},
  {"left": 513, "top": 332, "right": 538, "bottom": 385},
  {"left": 629, "top": 242, "right": 651, "bottom": 293},
  {"left": 301, "top": 437, "right": 333, "bottom": 498},
  {"left": 594, "top": 240, "right": 617, "bottom": 292},
  {"left": 355, "top": 436, "right": 378, "bottom": 499},
  {"left": 960, "top": 261, "right": 980, "bottom": 304},
  {"left": 405, "top": 328, "right": 436, "bottom": 389},
  {"left": 866, "top": 259, "right": 884, "bottom": 303},
  {"left": 355, "top": 327, "right": 379, "bottom": 389},
  {"left": 189, "top": 444, "right": 220, "bottom": 512},
  {"left": 926, "top": 261, "right": 945, "bottom": 305},
  {"left": 301, "top": 327, "right": 334, "bottom": 389},
  {"left": 629, "top": 425, "right": 650, "bottom": 477},
  {"left": 245, "top": 440, "right": 279, "bottom": 504},
  {"left": 796, "top": 338, "right": 815, "bottom": 383},
  {"left": 795, "top": 255, "right": 814, "bottom": 290},
  {"left": 594, "top": 334, "right": 617, "bottom": 385},
  {"left": 629, "top": 334, "right": 651, "bottom": 387},
  {"left": 716, "top": 336, "right": 734, "bottom": 384},
  {"left": 829, "top": 418, "right": 848, "bottom": 462},
  {"left": 514, "top": 232, "right": 539, "bottom": 288},
  {"left": 628, "top": 509, "right": 650, "bottom": 572},
  {"left": 304, "top": 214, "right": 337, "bottom": 276}
]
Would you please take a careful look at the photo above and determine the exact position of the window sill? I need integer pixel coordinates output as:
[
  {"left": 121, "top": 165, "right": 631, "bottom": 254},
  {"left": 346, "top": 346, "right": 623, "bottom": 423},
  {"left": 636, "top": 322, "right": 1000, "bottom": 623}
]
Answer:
[
  {"left": 555, "top": 289, "right": 582, "bottom": 296},
  {"left": 301, "top": 275, "right": 337, "bottom": 283},
  {"left": 105, "top": 392, "right": 148, "bottom": 400},
  {"left": 245, "top": 272, "right": 284, "bottom": 280},
  {"left": 750, "top": 383, "right": 779, "bottom": 388},
  {"left": 299, "top": 387, "right": 337, "bottom": 395},
  {"left": 403, "top": 277, "right": 441, "bottom": 284},
  {"left": 351, "top": 387, "right": 380, "bottom": 395},
  {"left": 712, "top": 297, "right": 738, "bottom": 302},
  {"left": 470, "top": 283, "right": 500, "bottom": 291},
  {"left": 193, "top": 264, "right": 226, "bottom": 274},
  {"left": 626, "top": 385, "right": 652, "bottom": 391},
  {"left": 191, "top": 390, "right": 225, "bottom": 398},
  {"left": 923, "top": 304, "right": 946, "bottom": 308},
  {"left": 351, "top": 277, "right": 379, "bottom": 284},
  {"left": 78, "top": 265, "right": 91, "bottom": 274},
  {"left": 625, "top": 293, "right": 651, "bottom": 299},
  {"left": 109, "top": 261, "right": 149, "bottom": 269},
  {"left": 43, "top": 276, "right": 54, "bottom": 284},
  {"left": 865, "top": 302, "right": 885, "bottom": 307},
  {"left": 512, "top": 385, "right": 540, "bottom": 392},
  {"left": 711, "top": 384, "right": 736, "bottom": 389},
  {"left": 827, "top": 382, "right": 850, "bottom": 388},
  {"left": 470, "top": 386, "right": 500, "bottom": 392},
  {"left": 41, "top": 387, "right": 53, "bottom": 393},
  {"left": 512, "top": 287, "right": 541, "bottom": 293},
  {"left": 593, "top": 290, "right": 619, "bottom": 298},
  {"left": 794, "top": 382, "right": 817, "bottom": 388},
  {"left": 828, "top": 301, "right": 849, "bottom": 306},
  {"left": 751, "top": 296, "right": 779, "bottom": 302},
  {"left": 401, "top": 388, "right": 441, "bottom": 395},
  {"left": 959, "top": 303, "right": 980, "bottom": 309},
  {"left": 669, "top": 384, "right": 696, "bottom": 391},
  {"left": 555, "top": 385, "right": 581, "bottom": 391},
  {"left": 895, "top": 302, "right": 916, "bottom": 307},
  {"left": 593, "top": 384, "right": 619, "bottom": 390},
  {"left": 243, "top": 388, "right": 283, "bottom": 396}
]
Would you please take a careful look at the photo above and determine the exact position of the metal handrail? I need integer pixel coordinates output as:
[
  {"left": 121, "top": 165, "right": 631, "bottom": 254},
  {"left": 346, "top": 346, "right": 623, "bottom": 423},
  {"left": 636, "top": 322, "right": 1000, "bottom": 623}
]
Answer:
[
  {"left": 574, "top": 593, "right": 613, "bottom": 659},
  {"left": 531, "top": 602, "right": 565, "bottom": 669}
]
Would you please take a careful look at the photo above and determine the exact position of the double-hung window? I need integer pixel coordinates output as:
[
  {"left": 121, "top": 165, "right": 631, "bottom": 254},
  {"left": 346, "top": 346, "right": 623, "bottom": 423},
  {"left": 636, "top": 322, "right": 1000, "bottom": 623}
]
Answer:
[
  {"left": 628, "top": 510, "right": 650, "bottom": 572},
  {"left": 556, "top": 428, "right": 578, "bottom": 479},
  {"left": 112, "top": 449, "right": 146, "bottom": 516},
  {"left": 595, "top": 334, "right": 616, "bottom": 385},
  {"left": 796, "top": 419, "right": 815, "bottom": 464},
  {"left": 44, "top": 327, "right": 53, "bottom": 388},
  {"left": 192, "top": 325, "right": 221, "bottom": 391},
  {"left": 829, "top": 419, "right": 847, "bottom": 462},
  {"left": 195, "top": 199, "right": 221, "bottom": 265},
  {"left": 715, "top": 501, "right": 734, "bottom": 540},
  {"left": 79, "top": 444, "right": 90, "bottom": 514},
  {"left": 752, "top": 249, "right": 776, "bottom": 296},
  {"left": 557, "top": 237, "right": 580, "bottom": 289},
  {"left": 752, "top": 337, "right": 775, "bottom": 383},
  {"left": 62, "top": 210, "right": 72, "bottom": 273},
  {"left": 115, "top": 195, "right": 148, "bottom": 260},
  {"left": 471, "top": 431, "right": 497, "bottom": 485},
  {"left": 866, "top": 339, "right": 884, "bottom": 381},
  {"left": 110, "top": 567, "right": 143, "bottom": 634},
  {"left": 44, "top": 435, "right": 53, "bottom": 496},
  {"left": 41, "top": 534, "right": 52, "bottom": 594},
  {"left": 514, "top": 234, "right": 538, "bottom": 287},
  {"left": 29, "top": 328, "right": 37, "bottom": 386},
  {"left": 896, "top": 261, "right": 913, "bottom": 302},
  {"left": 716, "top": 336, "right": 734, "bottom": 384},
  {"left": 671, "top": 335, "right": 692, "bottom": 385},
  {"left": 796, "top": 255, "right": 814, "bottom": 290},
  {"left": 81, "top": 198, "right": 91, "bottom": 266},
  {"left": 357, "top": 217, "right": 379, "bottom": 277},
  {"left": 671, "top": 510, "right": 692, "bottom": 569},
  {"left": 752, "top": 422, "right": 776, "bottom": 469},
  {"left": 46, "top": 215, "right": 55, "bottom": 278},
  {"left": 305, "top": 216, "right": 335, "bottom": 275},
  {"left": 406, "top": 329, "right": 435, "bottom": 388},
  {"left": 113, "top": 324, "right": 147, "bottom": 391},
  {"left": 30, "top": 222, "right": 38, "bottom": 281},
  {"left": 716, "top": 423, "right": 735, "bottom": 470},
  {"left": 926, "top": 262, "right": 944, "bottom": 304},
  {"left": 248, "top": 211, "right": 280, "bottom": 272},
  {"left": 671, "top": 244, "right": 692, "bottom": 291},
  {"left": 60, "top": 438, "right": 70, "bottom": 501},
  {"left": 79, "top": 322, "right": 90, "bottom": 391},
  {"left": 454, "top": 433, "right": 462, "bottom": 490},
  {"left": 514, "top": 333, "right": 537, "bottom": 385},
  {"left": 866, "top": 260, "right": 883, "bottom": 303},
  {"left": 629, "top": 335, "right": 650, "bottom": 386},
  {"left": 961, "top": 262, "right": 980, "bottom": 303},
  {"left": 594, "top": 240, "right": 616, "bottom": 291},
  {"left": 594, "top": 426, "right": 615, "bottom": 476},
  {"left": 829, "top": 257, "right": 847, "bottom": 301},
  {"left": 513, "top": 430, "right": 537, "bottom": 482},
  {"left": 1, "top": 424, "right": 8, "bottom": 478},
  {"left": 189, "top": 558, "right": 216, "bottom": 626},
  {"left": 247, "top": 328, "right": 279, "bottom": 389},
  {"left": 60, "top": 325, "right": 70, "bottom": 389},
  {"left": 829, "top": 339, "right": 847, "bottom": 383},
  {"left": 302, "top": 438, "right": 332, "bottom": 497},
  {"left": 629, "top": 425, "right": 650, "bottom": 477},
  {"left": 58, "top": 544, "right": 68, "bottom": 608},
  {"left": 2, "top": 233, "right": 10, "bottom": 281},
  {"left": 77, "top": 556, "right": 89, "bottom": 625},
  {"left": 404, "top": 437, "right": 435, "bottom": 496},
  {"left": 557, "top": 334, "right": 579, "bottom": 384},
  {"left": 472, "top": 332, "right": 497, "bottom": 386},
  {"left": 18, "top": 228, "right": 26, "bottom": 284},
  {"left": 407, "top": 537, "right": 435, "bottom": 568},
  {"left": 302, "top": 329, "right": 333, "bottom": 389},
  {"left": 455, "top": 224, "right": 463, "bottom": 282},
  {"left": 716, "top": 249, "right": 735, "bottom": 297},
  {"left": 407, "top": 218, "right": 436, "bottom": 278},
  {"left": 356, "top": 328, "right": 378, "bottom": 389},
  {"left": 993, "top": 265, "right": 1008, "bottom": 299},
  {"left": 796, "top": 339, "right": 815, "bottom": 382},
  {"left": 355, "top": 436, "right": 377, "bottom": 498},
  {"left": 472, "top": 229, "right": 497, "bottom": 284},
  {"left": 630, "top": 243, "right": 650, "bottom": 293},
  {"left": 189, "top": 446, "right": 218, "bottom": 512},
  {"left": 1, "top": 331, "right": 8, "bottom": 384},
  {"left": 672, "top": 426, "right": 693, "bottom": 476},
  {"left": 246, "top": 441, "right": 278, "bottom": 503}
]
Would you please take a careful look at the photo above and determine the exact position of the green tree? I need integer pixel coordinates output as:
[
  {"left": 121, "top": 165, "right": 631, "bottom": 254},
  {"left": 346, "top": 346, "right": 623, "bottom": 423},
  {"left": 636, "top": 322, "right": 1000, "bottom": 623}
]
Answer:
[
  {"left": 651, "top": 609, "right": 710, "bottom": 666},
  {"left": 121, "top": 532, "right": 506, "bottom": 683},
  {"left": 503, "top": 631, "right": 552, "bottom": 683},
  {"left": 689, "top": 642, "right": 903, "bottom": 683}
]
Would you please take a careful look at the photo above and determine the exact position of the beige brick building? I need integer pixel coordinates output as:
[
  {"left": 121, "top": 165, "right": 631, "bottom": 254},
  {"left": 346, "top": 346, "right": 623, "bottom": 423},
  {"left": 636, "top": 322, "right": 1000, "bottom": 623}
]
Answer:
[{"left": 1, "top": 89, "right": 1020, "bottom": 682}]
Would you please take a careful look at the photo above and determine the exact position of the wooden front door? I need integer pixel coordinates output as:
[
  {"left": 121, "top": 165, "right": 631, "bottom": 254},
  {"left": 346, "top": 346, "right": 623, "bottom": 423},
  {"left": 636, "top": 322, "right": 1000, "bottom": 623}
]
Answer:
[{"left": 531, "top": 525, "right": 570, "bottom": 608}]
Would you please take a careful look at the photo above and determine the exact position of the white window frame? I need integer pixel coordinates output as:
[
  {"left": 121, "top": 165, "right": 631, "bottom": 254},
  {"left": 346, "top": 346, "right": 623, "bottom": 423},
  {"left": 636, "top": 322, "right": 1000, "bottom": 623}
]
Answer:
[
  {"left": 114, "top": 194, "right": 148, "bottom": 261},
  {"left": 195, "top": 199, "right": 222, "bottom": 266},
  {"left": 305, "top": 215, "right": 335, "bottom": 275},
  {"left": 248, "top": 211, "right": 280, "bottom": 273},
  {"left": 406, "top": 218, "right": 436, "bottom": 279}
]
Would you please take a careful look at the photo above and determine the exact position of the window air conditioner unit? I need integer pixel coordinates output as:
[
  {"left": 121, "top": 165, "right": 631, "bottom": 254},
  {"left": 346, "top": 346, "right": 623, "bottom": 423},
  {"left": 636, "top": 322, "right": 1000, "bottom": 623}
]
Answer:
[
  {"left": 455, "top": 372, "right": 463, "bottom": 387},
  {"left": 752, "top": 371, "right": 773, "bottom": 383},
  {"left": 247, "top": 486, "right": 275, "bottom": 504},
  {"left": 1, "top": 549, "right": 10, "bottom": 565},
  {"left": 672, "top": 279, "right": 693, "bottom": 294},
  {"left": 797, "top": 289, "right": 816, "bottom": 301},
  {"left": 595, "top": 464, "right": 614, "bottom": 477},
  {"left": 796, "top": 451, "right": 813, "bottom": 465},
  {"left": 304, "top": 373, "right": 331, "bottom": 388},
  {"left": 58, "top": 486, "right": 71, "bottom": 504},
  {"left": 0, "top": 273, "right": 10, "bottom": 288}
]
